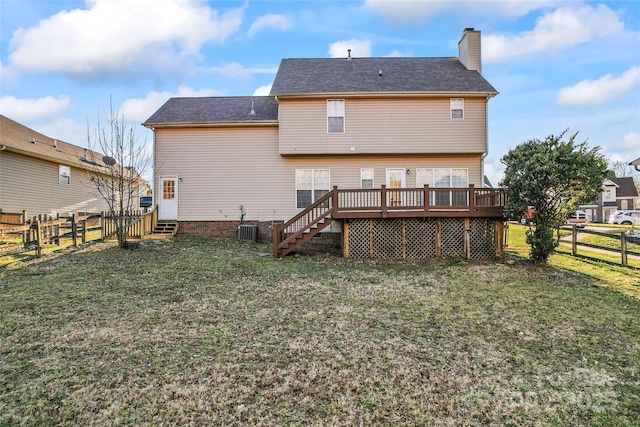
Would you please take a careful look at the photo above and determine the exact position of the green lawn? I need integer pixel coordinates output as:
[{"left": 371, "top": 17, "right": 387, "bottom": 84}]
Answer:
[{"left": 1, "top": 235, "right": 638, "bottom": 425}]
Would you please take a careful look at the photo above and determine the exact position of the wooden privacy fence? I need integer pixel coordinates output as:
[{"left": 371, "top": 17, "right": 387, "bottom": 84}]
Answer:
[
  {"left": 0, "top": 208, "right": 157, "bottom": 258},
  {"left": 562, "top": 225, "right": 639, "bottom": 267}
]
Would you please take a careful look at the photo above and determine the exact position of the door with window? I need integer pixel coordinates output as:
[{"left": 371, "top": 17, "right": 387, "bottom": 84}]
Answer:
[
  {"left": 386, "top": 169, "right": 406, "bottom": 207},
  {"left": 158, "top": 177, "right": 178, "bottom": 220}
]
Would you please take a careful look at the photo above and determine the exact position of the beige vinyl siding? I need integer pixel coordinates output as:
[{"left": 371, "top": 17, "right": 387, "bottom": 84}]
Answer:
[
  {"left": 278, "top": 97, "right": 487, "bottom": 155},
  {"left": 0, "top": 151, "right": 110, "bottom": 216},
  {"left": 154, "top": 126, "right": 483, "bottom": 222},
  {"left": 458, "top": 31, "right": 481, "bottom": 73}
]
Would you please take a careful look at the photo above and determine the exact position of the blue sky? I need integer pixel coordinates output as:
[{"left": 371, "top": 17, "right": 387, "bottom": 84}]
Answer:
[{"left": 1, "top": 0, "right": 639, "bottom": 186}]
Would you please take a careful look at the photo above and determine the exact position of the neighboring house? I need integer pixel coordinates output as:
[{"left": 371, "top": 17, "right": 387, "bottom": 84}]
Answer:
[
  {"left": 143, "top": 28, "right": 505, "bottom": 258},
  {"left": 580, "top": 175, "right": 639, "bottom": 223},
  {"left": 0, "top": 115, "right": 136, "bottom": 218}
]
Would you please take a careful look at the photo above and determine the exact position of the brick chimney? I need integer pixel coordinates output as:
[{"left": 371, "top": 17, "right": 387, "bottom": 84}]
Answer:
[{"left": 458, "top": 28, "right": 482, "bottom": 74}]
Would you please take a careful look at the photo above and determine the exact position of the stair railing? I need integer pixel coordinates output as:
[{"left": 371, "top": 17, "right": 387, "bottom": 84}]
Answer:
[{"left": 273, "top": 186, "right": 337, "bottom": 257}]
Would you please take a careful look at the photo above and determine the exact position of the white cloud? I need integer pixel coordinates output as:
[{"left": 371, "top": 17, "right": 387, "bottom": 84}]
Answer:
[
  {"left": 0, "top": 95, "right": 71, "bottom": 121},
  {"left": 328, "top": 39, "right": 372, "bottom": 58},
  {"left": 37, "top": 118, "right": 89, "bottom": 146},
  {"left": 385, "top": 50, "right": 413, "bottom": 57},
  {"left": 484, "top": 4, "right": 624, "bottom": 62},
  {"left": 7, "top": 0, "right": 245, "bottom": 76},
  {"left": 203, "top": 63, "right": 278, "bottom": 78},
  {"left": 121, "top": 85, "right": 224, "bottom": 123},
  {"left": 364, "top": 0, "right": 562, "bottom": 25},
  {"left": 556, "top": 67, "right": 640, "bottom": 106},
  {"left": 253, "top": 84, "right": 273, "bottom": 96},
  {"left": 248, "top": 13, "right": 290, "bottom": 39},
  {"left": 210, "top": 62, "right": 252, "bottom": 79},
  {"left": 483, "top": 162, "right": 505, "bottom": 189}
]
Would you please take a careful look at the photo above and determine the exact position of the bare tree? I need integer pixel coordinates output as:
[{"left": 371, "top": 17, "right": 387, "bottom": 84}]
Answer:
[
  {"left": 611, "top": 160, "right": 640, "bottom": 185},
  {"left": 85, "top": 101, "right": 150, "bottom": 248}
]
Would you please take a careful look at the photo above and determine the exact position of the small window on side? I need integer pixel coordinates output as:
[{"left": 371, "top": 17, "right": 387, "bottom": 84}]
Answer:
[
  {"left": 59, "top": 165, "right": 70, "bottom": 185},
  {"left": 450, "top": 98, "right": 464, "bottom": 120}
]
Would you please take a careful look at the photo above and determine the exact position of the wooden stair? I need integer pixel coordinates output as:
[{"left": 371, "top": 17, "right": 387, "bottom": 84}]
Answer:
[
  {"left": 142, "top": 221, "right": 179, "bottom": 240},
  {"left": 274, "top": 189, "right": 336, "bottom": 257}
]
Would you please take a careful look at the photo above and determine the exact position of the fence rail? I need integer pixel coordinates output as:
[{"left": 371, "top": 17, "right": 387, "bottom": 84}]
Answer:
[
  {"left": 1, "top": 207, "right": 157, "bottom": 260},
  {"left": 561, "top": 225, "right": 639, "bottom": 267}
]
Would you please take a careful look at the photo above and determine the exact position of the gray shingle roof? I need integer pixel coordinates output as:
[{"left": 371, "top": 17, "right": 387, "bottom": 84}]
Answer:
[
  {"left": 612, "top": 177, "right": 639, "bottom": 198},
  {"left": 270, "top": 57, "right": 498, "bottom": 95},
  {"left": 143, "top": 96, "right": 279, "bottom": 126}
]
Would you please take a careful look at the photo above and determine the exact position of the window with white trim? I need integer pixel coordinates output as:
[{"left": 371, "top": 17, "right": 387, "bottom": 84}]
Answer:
[
  {"left": 296, "top": 169, "right": 330, "bottom": 209},
  {"left": 327, "top": 100, "right": 345, "bottom": 133},
  {"left": 360, "top": 168, "right": 374, "bottom": 189},
  {"left": 415, "top": 168, "right": 468, "bottom": 206},
  {"left": 450, "top": 98, "right": 464, "bottom": 120},
  {"left": 59, "top": 165, "right": 70, "bottom": 185}
]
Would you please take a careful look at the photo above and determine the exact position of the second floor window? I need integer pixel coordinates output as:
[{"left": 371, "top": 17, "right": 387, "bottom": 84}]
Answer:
[
  {"left": 450, "top": 98, "right": 464, "bottom": 120},
  {"left": 327, "top": 99, "right": 345, "bottom": 133}
]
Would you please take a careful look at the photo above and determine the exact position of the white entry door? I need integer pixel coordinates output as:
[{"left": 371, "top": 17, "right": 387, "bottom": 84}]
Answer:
[
  {"left": 386, "top": 168, "right": 406, "bottom": 206},
  {"left": 158, "top": 177, "right": 178, "bottom": 220}
]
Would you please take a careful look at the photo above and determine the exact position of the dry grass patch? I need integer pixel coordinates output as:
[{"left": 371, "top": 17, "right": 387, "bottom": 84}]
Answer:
[{"left": 1, "top": 236, "right": 638, "bottom": 426}]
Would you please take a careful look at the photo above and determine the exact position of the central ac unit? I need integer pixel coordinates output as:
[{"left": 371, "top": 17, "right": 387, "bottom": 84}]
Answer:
[{"left": 238, "top": 224, "right": 258, "bottom": 242}]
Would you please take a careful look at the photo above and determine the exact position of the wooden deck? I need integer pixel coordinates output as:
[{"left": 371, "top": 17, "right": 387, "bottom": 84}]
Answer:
[{"left": 274, "top": 185, "right": 505, "bottom": 257}]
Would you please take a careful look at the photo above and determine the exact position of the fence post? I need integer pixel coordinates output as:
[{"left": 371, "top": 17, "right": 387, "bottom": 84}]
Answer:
[
  {"left": 100, "top": 212, "right": 105, "bottom": 240},
  {"left": 621, "top": 232, "right": 628, "bottom": 266},
  {"left": 22, "top": 210, "right": 28, "bottom": 243},
  {"left": 572, "top": 225, "right": 577, "bottom": 256},
  {"left": 55, "top": 213, "right": 61, "bottom": 246},
  {"left": 35, "top": 220, "right": 42, "bottom": 257},
  {"left": 72, "top": 214, "right": 77, "bottom": 246},
  {"left": 81, "top": 220, "right": 86, "bottom": 244}
]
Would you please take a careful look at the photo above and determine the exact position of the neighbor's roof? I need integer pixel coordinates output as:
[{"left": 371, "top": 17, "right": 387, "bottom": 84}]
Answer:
[
  {"left": 270, "top": 57, "right": 498, "bottom": 96},
  {"left": 143, "top": 96, "right": 279, "bottom": 127},
  {"left": 612, "top": 177, "right": 639, "bottom": 198},
  {"left": 0, "top": 114, "right": 106, "bottom": 170}
]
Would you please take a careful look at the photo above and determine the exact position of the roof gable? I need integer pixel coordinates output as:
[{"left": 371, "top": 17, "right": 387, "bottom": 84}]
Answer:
[
  {"left": 143, "top": 96, "right": 279, "bottom": 126},
  {"left": 270, "top": 57, "right": 498, "bottom": 96},
  {"left": 612, "top": 176, "right": 639, "bottom": 198}
]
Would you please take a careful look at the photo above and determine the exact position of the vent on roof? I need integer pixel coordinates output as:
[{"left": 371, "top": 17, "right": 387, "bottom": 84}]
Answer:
[
  {"left": 53, "top": 139, "right": 57, "bottom": 148},
  {"left": 250, "top": 98, "right": 256, "bottom": 115},
  {"left": 31, "top": 138, "right": 36, "bottom": 144},
  {"left": 347, "top": 49, "right": 352, "bottom": 60}
]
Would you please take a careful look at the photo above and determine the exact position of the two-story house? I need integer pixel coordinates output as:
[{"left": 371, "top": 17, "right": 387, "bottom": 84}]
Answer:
[
  {"left": 143, "top": 28, "right": 504, "bottom": 259},
  {"left": 581, "top": 175, "right": 638, "bottom": 223}
]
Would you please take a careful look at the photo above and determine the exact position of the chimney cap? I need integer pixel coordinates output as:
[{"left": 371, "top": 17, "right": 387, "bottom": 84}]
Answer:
[{"left": 464, "top": 27, "right": 475, "bottom": 31}]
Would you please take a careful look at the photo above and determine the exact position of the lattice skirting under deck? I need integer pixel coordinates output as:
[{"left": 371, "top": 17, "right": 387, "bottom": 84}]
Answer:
[{"left": 343, "top": 218, "right": 503, "bottom": 260}]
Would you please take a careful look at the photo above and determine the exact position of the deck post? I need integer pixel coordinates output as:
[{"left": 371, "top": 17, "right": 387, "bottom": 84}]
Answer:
[
  {"left": 381, "top": 185, "right": 387, "bottom": 218},
  {"left": 424, "top": 185, "right": 429, "bottom": 212},
  {"left": 332, "top": 186, "right": 338, "bottom": 212},
  {"left": 469, "top": 184, "right": 475, "bottom": 211}
]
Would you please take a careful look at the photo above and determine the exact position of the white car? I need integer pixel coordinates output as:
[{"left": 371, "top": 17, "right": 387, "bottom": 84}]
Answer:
[{"left": 608, "top": 210, "right": 640, "bottom": 226}]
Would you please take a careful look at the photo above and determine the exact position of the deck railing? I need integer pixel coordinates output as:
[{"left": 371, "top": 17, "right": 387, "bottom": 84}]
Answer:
[{"left": 334, "top": 185, "right": 505, "bottom": 218}]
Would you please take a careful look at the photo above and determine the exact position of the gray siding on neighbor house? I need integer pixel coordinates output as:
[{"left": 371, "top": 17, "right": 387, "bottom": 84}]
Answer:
[
  {"left": 154, "top": 126, "right": 484, "bottom": 222},
  {"left": 278, "top": 97, "right": 488, "bottom": 155},
  {"left": 0, "top": 150, "right": 110, "bottom": 217}
]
